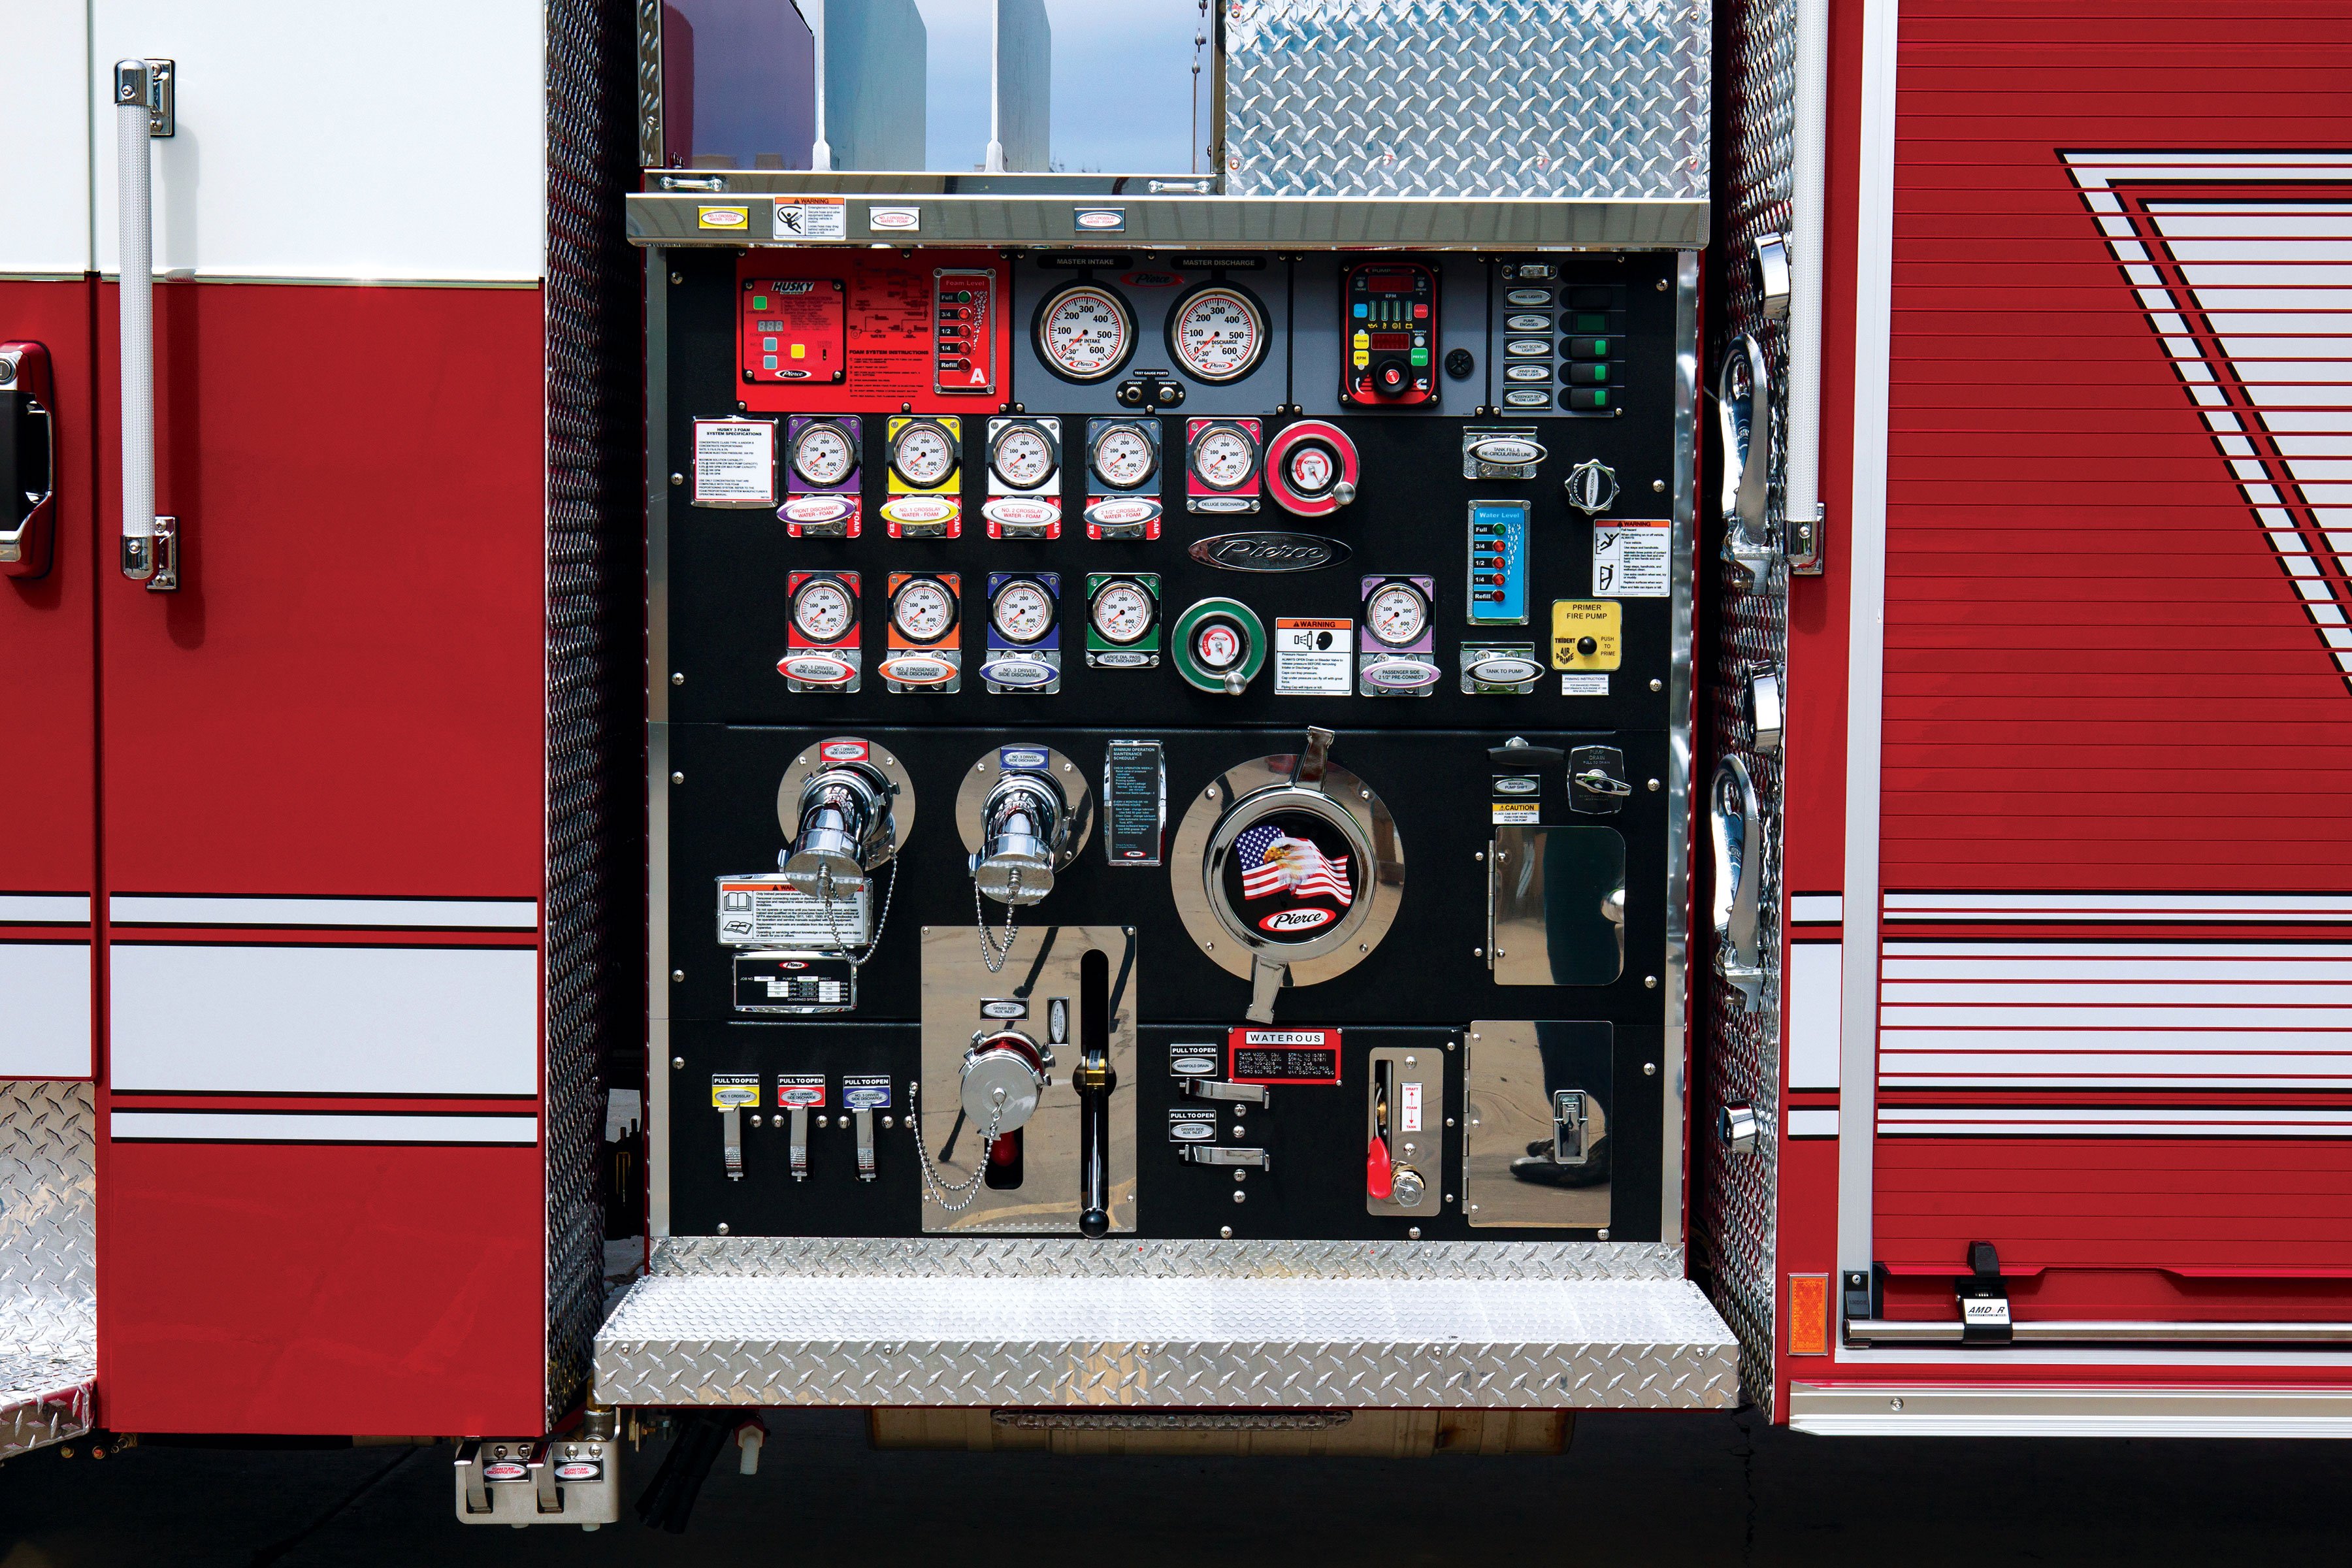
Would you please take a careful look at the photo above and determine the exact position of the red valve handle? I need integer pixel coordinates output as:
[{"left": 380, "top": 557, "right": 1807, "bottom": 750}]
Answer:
[{"left": 1365, "top": 1132, "right": 1393, "bottom": 1201}]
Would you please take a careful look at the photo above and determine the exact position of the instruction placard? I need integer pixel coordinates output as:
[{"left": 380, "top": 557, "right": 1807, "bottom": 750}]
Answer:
[
  {"left": 692, "top": 417, "right": 777, "bottom": 507},
  {"left": 1273, "top": 618, "right": 1354, "bottom": 694},
  {"left": 1592, "top": 517, "right": 1671, "bottom": 598},
  {"left": 772, "top": 197, "right": 847, "bottom": 240},
  {"left": 715, "top": 875, "right": 868, "bottom": 948}
]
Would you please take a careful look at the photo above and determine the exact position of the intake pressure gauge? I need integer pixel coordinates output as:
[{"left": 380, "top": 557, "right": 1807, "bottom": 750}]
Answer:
[
  {"left": 990, "top": 578, "right": 1056, "bottom": 645},
  {"left": 1188, "top": 422, "right": 1260, "bottom": 491},
  {"left": 1365, "top": 579, "right": 1431, "bottom": 647},
  {"left": 1036, "top": 282, "right": 1135, "bottom": 383},
  {"left": 789, "top": 421, "right": 857, "bottom": 489},
  {"left": 1167, "top": 284, "right": 1268, "bottom": 384},
  {"left": 791, "top": 576, "right": 857, "bottom": 644},
  {"left": 1090, "top": 420, "right": 1158, "bottom": 489},
  {"left": 1089, "top": 577, "right": 1156, "bottom": 645},
  {"left": 990, "top": 421, "right": 1058, "bottom": 490},
  {"left": 890, "top": 419, "right": 957, "bottom": 488},
  {"left": 890, "top": 575, "right": 957, "bottom": 643}
]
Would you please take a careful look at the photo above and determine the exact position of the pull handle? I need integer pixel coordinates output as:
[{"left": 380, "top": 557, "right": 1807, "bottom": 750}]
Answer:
[
  {"left": 1717, "top": 333, "right": 1774, "bottom": 589},
  {"left": 114, "top": 58, "right": 177, "bottom": 591},
  {"left": 0, "top": 344, "right": 57, "bottom": 578},
  {"left": 1074, "top": 951, "right": 1114, "bottom": 1237},
  {"left": 1709, "top": 756, "right": 1766, "bottom": 1010}
]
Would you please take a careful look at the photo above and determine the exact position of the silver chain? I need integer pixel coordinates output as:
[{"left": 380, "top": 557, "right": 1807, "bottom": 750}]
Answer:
[
  {"left": 975, "top": 867, "right": 1021, "bottom": 972},
  {"left": 909, "top": 1081, "right": 999, "bottom": 1213},
  {"left": 817, "top": 858, "right": 894, "bottom": 967}
]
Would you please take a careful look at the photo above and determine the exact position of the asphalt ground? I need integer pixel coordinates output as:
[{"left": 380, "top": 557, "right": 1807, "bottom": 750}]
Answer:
[{"left": 3, "top": 1407, "right": 2347, "bottom": 1565}]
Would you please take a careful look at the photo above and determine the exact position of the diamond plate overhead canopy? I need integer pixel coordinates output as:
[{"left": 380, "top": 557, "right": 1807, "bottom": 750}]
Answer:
[{"left": 1224, "top": 0, "right": 1710, "bottom": 199}]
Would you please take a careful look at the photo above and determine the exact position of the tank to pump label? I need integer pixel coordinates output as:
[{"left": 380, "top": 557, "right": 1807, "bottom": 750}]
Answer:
[
  {"left": 1273, "top": 618, "right": 1354, "bottom": 694},
  {"left": 1592, "top": 517, "right": 1671, "bottom": 598},
  {"left": 716, "top": 875, "right": 870, "bottom": 947}
]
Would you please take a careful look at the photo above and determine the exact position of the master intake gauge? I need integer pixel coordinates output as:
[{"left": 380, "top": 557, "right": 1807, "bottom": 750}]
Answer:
[
  {"left": 1166, "top": 283, "right": 1268, "bottom": 384},
  {"left": 989, "top": 577, "right": 1056, "bottom": 645},
  {"left": 889, "top": 574, "right": 958, "bottom": 643},
  {"left": 889, "top": 418, "right": 958, "bottom": 488},
  {"left": 989, "top": 419, "right": 1059, "bottom": 491},
  {"left": 789, "top": 418, "right": 858, "bottom": 489},
  {"left": 791, "top": 575, "right": 857, "bottom": 644},
  {"left": 1088, "top": 419, "right": 1158, "bottom": 490},
  {"left": 1035, "top": 282, "right": 1135, "bottom": 384}
]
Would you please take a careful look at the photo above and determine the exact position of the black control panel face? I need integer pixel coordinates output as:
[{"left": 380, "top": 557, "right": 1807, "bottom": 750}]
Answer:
[{"left": 660, "top": 245, "right": 1690, "bottom": 1246}]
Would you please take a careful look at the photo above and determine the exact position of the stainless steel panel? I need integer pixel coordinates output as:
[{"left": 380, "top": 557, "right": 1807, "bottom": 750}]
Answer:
[
  {"left": 1364, "top": 1044, "right": 1443, "bottom": 1218},
  {"left": 0, "top": 1082, "right": 96, "bottom": 1458},
  {"left": 918, "top": 925, "right": 1137, "bottom": 1233},
  {"left": 1224, "top": 0, "right": 1710, "bottom": 201},
  {"left": 594, "top": 1269, "right": 1737, "bottom": 1409},
  {"left": 625, "top": 192, "right": 1708, "bottom": 251},
  {"left": 1465, "top": 1022, "right": 1611, "bottom": 1230},
  {"left": 641, "top": 1235, "right": 1688, "bottom": 1280},
  {"left": 1489, "top": 826, "right": 1626, "bottom": 987}
]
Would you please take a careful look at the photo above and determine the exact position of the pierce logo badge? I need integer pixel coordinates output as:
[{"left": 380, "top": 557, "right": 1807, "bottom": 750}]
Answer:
[
  {"left": 1188, "top": 532, "right": 1351, "bottom": 572},
  {"left": 1258, "top": 906, "right": 1336, "bottom": 933}
]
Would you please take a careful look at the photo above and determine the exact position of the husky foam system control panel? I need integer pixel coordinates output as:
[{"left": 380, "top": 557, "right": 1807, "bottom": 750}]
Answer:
[{"left": 659, "top": 246, "right": 1691, "bottom": 1245}]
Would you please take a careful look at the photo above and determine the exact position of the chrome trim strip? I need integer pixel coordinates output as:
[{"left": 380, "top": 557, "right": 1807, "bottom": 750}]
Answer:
[
  {"left": 109, "top": 1111, "right": 539, "bottom": 1144},
  {"left": 1837, "top": 0, "right": 1902, "bottom": 1292},
  {"left": 1850, "top": 1318, "right": 2352, "bottom": 1347},
  {"left": 1665, "top": 249, "right": 1700, "bottom": 1239},
  {"left": 645, "top": 248, "right": 673, "bottom": 1240},
  {"left": 1791, "top": 1380, "right": 2352, "bottom": 1437}
]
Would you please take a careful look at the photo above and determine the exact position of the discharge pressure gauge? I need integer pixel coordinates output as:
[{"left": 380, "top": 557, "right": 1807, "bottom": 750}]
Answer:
[
  {"left": 1365, "top": 579, "right": 1431, "bottom": 647},
  {"left": 789, "top": 420, "right": 857, "bottom": 488},
  {"left": 1188, "top": 422, "right": 1260, "bottom": 491},
  {"left": 989, "top": 578, "right": 1056, "bottom": 645},
  {"left": 889, "top": 419, "right": 958, "bottom": 487},
  {"left": 791, "top": 576, "right": 857, "bottom": 643},
  {"left": 989, "top": 421, "right": 1058, "bottom": 489},
  {"left": 1089, "top": 421, "right": 1158, "bottom": 489},
  {"left": 1036, "top": 282, "right": 1135, "bottom": 383},
  {"left": 1089, "top": 578, "right": 1156, "bottom": 645},
  {"left": 1167, "top": 284, "right": 1267, "bottom": 384},
  {"left": 889, "top": 575, "right": 957, "bottom": 642}
]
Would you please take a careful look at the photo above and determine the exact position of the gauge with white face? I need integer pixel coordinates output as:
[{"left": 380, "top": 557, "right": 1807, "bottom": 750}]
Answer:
[
  {"left": 890, "top": 576, "right": 956, "bottom": 642},
  {"left": 1192, "top": 620, "right": 1245, "bottom": 670},
  {"left": 1037, "top": 284, "right": 1134, "bottom": 382},
  {"left": 1168, "top": 285, "right": 1267, "bottom": 383},
  {"left": 1090, "top": 579, "right": 1155, "bottom": 645},
  {"left": 990, "top": 580, "right": 1055, "bottom": 644},
  {"left": 990, "top": 423, "right": 1057, "bottom": 490},
  {"left": 1190, "top": 425, "right": 1258, "bottom": 490},
  {"left": 1090, "top": 422, "right": 1156, "bottom": 489},
  {"left": 1286, "top": 442, "right": 1336, "bottom": 497},
  {"left": 890, "top": 421, "right": 956, "bottom": 487},
  {"left": 1366, "top": 580, "right": 1430, "bottom": 647},
  {"left": 791, "top": 578, "right": 856, "bottom": 643},
  {"left": 791, "top": 421, "right": 857, "bottom": 488}
]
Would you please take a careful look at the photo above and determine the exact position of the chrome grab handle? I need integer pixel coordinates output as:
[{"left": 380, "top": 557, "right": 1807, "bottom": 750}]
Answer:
[
  {"left": 1718, "top": 333, "right": 1774, "bottom": 589},
  {"left": 114, "top": 58, "right": 176, "bottom": 591},
  {"left": 1709, "top": 755, "right": 1765, "bottom": 1010}
]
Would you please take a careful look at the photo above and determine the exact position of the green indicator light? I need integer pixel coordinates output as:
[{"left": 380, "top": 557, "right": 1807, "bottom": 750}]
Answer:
[
  {"left": 1574, "top": 312, "right": 1608, "bottom": 333},
  {"left": 752, "top": 295, "right": 768, "bottom": 310},
  {"left": 1595, "top": 364, "right": 1609, "bottom": 383}
]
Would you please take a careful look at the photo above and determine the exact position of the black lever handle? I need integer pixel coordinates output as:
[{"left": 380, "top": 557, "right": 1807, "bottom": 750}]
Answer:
[{"left": 1076, "top": 948, "right": 1115, "bottom": 1237}]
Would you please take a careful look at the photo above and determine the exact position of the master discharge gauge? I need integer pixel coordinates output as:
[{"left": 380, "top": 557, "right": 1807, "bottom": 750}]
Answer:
[
  {"left": 989, "top": 576, "right": 1056, "bottom": 645},
  {"left": 1089, "top": 419, "right": 1159, "bottom": 490},
  {"left": 889, "top": 418, "right": 958, "bottom": 489},
  {"left": 791, "top": 575, "right": 857, "bottom": 644},
  {"left": 1167, "top": 284, "right": 1268, "bottom": 384},
  {"left": 889, "top": 574, "right": 958, "bottom": 643},
  {"left": 1036, "top": 282, "right": 1135, "bottom": 384}
]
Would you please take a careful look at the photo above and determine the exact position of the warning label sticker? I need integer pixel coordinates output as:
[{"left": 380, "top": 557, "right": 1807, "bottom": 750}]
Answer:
[
  {"left": 1273, "top": 618, "right": 1354, "bottom": 695},
  {"left": 715, "top": 875, "right": 868, "bottom": 948},
  {"left": 772, "top": 197, "right": 847, "bottom": 241},
  {"left": 1592, "top": 517, "right": 1671, "bottom": 598}
]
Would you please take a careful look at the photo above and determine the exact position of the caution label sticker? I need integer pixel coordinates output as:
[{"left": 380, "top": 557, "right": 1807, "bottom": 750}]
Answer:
[
  {"left": 1592, "top": 518, "right": 1671, "bottom": 598},
  {"left": 715, "top": 875, "right": 868, "bottom": 948}
]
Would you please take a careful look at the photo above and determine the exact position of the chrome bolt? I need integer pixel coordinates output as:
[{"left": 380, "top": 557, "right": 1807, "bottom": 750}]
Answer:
[
  {"left": 1648, "top": 778, "right": 1662, "bottom": 791},
  {"left": 715, "top": 1222, "right": 730, "bottom": 1235},
  {"left": 670, "top": 271, "right": 684, "bottom": 284},
  {"left": 1652, "top": 478, "right": 1666, "bottom": 492},
  {"left": 671, "top": 672, "right": 685, "bottom": 685},
  {"left": 1232, "top": 1190, "right": 1246, "bottom": 1203},
  {"left": 1650, "top": 678, "right": 1663, "bottom": 693},
  {"left": 672, "top": 970, "right": 685, "bottom": 983},
  {"left": 1598, "top": 1227, "right": 1610, "bottom": 1239},
  {"left": 671, "top": 771, "right": 684, "bottom": 784},
  {"left": 672, "top": 1056, "right": 685, "bottom": 1069},
  {"left": 1644, "top": 975, "right": 1658, "bottom": 989},
  {"left": 669, "top": 472, "right": 683, "bottom": 485},
  {"left": 1644, "top": 1061, "right": 1658, "bottom": 1075},
  {"left": 1219, "top": 1225, "right": 1233, "bottom": 1239},
  {"left": 882, "top": 1115, "right": 894, "bottom": 1130},
  {"left": 1408, "top": 1226, "right": 1422, "bottom": 1240}
]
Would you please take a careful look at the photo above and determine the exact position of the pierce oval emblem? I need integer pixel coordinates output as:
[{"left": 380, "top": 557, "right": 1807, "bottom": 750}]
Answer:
[
  {"left": 1188, "top": 532, "right": 1351, "bottom": 573},
  {"left": 1469, "top": 655, "right": 1544, "bottom": 685},
  {"left": 780, "top": 655, "right": 854, "bottom": 684},
  {"left": 1467, "top": 436, "right": 1546, "bottom": 467},
  {"left": 1258, "top": 907, "right": 1337, "bottom": 934},
  {"left": 782, "top": 495, "right": 854, "bottom": 524}
]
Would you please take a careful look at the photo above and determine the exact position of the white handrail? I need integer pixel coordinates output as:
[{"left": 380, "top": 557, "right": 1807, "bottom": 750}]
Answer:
[{"left": 115, "top": 60, "right": 156, "bottom": 581}]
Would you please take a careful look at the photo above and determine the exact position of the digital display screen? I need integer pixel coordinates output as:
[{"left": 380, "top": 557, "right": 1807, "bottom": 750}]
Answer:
[
  {"left": 1367, "top": 332, "right": 1413, "bottom": 350},
  {"left": 1369, "top": 276, "right": 1412, "bottom": 293}
]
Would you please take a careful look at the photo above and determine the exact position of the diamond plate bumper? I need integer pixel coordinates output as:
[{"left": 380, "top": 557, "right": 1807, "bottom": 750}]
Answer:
[
  {"left": 1, "top": 1350, "right": 95, "bottom": 1460},
  {"left": 595, "top": 1240, "right": 1737, "bottom": 1410}
]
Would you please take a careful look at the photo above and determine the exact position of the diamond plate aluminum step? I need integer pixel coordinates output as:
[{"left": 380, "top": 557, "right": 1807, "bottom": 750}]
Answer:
[{"left": 595, "top": 1239, "right": 1739, "bottom": 1411}]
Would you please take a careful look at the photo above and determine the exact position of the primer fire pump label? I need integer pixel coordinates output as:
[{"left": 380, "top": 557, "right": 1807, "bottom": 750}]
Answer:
[
  {"left": 715, "top": 875, "right": 869, "bottom": 948},
  {"left": 1228, "top": 1027, "right": 1341, "bottom": 1085}
]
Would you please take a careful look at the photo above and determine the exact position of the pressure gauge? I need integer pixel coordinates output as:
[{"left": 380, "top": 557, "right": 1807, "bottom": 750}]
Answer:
[
  {"left": 890, "top": 576, "right": 957, "bottom": 643},
  {"left": 1089, "top": 578, "right": 1156, "bottom": 645},
  {"left": 890, "top": 419, "right": 957, "bottom": 487},
  {"left": 1365, "top": 580, "right": 1431, "bottom": 647},
  {"left": 1188, "top": 423, "right": 1259, "bottom": 491},
  {"left": 1090, "top": 421, "right": 1158, "bottom": 489},
  {"left": 1167, "top": 284, "right": 1267, "bottom": 384},
  {"left": 790, "top": 421, "right": 857, "bottom": 488},
  {"left": 1286, "top": 442, "right": 1335, "bottom": 497},
  {"left": 1036, "top": 282, "right": 1135, "bottom": 382},
  {"left": 791, "top": 577, "right": 857, "bottom": 644},
  {"left": 990, "top": 578, "right": 1056, "bottom": 645},
  {"left": 1192, "top": 619, "right": 1245, "bottom": 671},
  {"left": 990, "top": 422, "right": 1058, "bottom": 490}
]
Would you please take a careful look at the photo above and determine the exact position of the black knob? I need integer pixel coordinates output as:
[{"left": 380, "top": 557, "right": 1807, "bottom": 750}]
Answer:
[
  {"left": 1079, "top": 1207, "right": 1110, "bottom": 1239},
  {"left": 1444, "top": 347, "right": 1475, "bottom": 380},
  {"left": 1577, "top": 636, "right": 1598, "bottom": 655},
  {"left": 1374, "top": 357, "right": 1409, "bottom": 395}
]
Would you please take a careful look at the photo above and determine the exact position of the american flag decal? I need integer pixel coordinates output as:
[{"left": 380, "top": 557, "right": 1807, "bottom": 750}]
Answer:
[
  {"left": 2066, "top": 152, "right": 2352, "bottom": 690},
  {"left": 1235, "top": 823, "right": 1353, "bottom": 907}
]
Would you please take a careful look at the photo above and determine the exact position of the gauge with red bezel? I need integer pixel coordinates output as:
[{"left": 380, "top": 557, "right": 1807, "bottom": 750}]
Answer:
[{"left": 1265, "top": 419, "right": 1360, "bottom": 517}]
